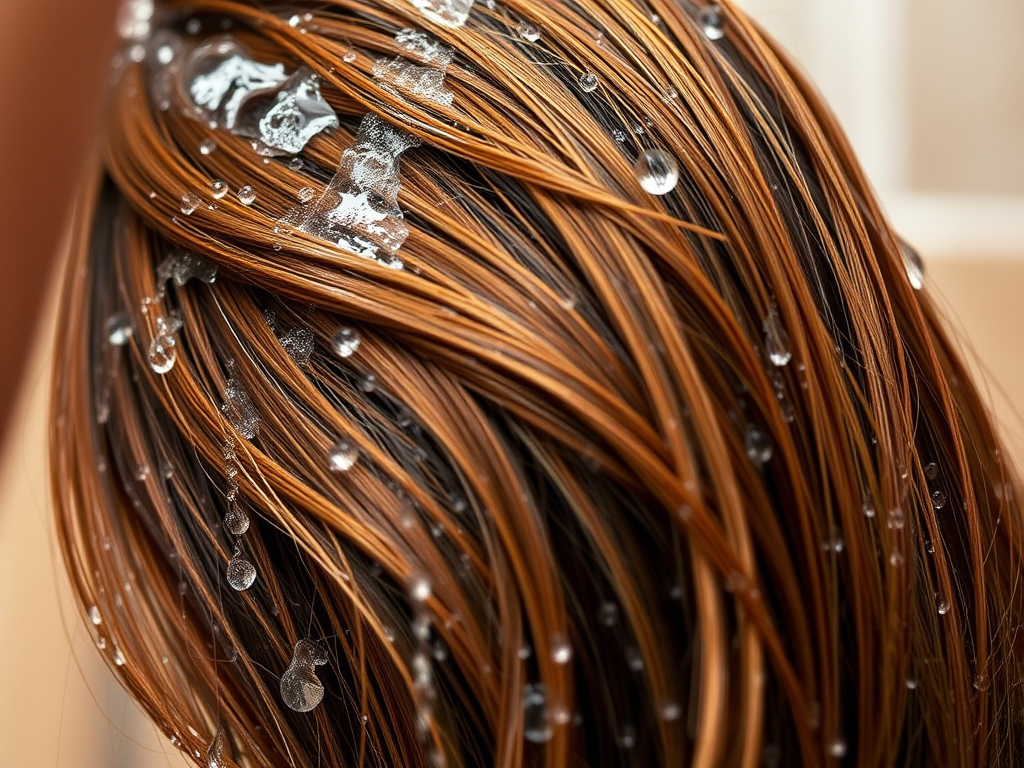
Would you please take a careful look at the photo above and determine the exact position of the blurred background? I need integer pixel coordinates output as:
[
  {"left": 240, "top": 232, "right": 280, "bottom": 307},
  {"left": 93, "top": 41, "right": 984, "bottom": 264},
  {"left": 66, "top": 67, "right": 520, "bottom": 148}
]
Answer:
[{"left": 1, "top": 0, "right": 1022, "bottom": 765}]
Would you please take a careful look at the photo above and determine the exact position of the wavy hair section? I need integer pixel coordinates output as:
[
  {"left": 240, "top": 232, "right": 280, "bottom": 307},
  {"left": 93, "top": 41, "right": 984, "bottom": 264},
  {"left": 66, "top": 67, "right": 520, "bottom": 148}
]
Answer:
[{"left": 52, "top": 1, "right": 1024, "bottom": 767}]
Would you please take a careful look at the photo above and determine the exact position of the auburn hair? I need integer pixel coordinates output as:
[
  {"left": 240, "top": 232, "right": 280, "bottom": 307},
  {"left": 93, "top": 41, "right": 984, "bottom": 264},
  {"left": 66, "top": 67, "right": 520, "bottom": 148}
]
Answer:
[{"left": 51, "top": 1, "right": 1024, "bottom": 766}]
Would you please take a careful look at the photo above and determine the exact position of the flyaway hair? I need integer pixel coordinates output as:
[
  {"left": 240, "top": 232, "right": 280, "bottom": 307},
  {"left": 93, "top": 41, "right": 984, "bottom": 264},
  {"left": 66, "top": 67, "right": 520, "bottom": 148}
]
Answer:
[{"left": 51, "top": 1, "right": 1024, "bottom": 767}]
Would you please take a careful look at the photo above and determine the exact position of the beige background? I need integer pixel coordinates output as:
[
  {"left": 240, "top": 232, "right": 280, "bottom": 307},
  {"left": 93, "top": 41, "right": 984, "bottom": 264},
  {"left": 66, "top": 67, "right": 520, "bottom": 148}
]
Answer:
[{"left": 2, "top": 1, "right": 1023, "bottom": 766}]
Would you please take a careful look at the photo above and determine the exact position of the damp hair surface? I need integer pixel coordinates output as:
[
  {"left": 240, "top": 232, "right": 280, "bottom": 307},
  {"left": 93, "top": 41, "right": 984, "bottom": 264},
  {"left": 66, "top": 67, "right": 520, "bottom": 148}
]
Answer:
[{"left": 52, "top": 2, "right": 1024, "bottom": 768}]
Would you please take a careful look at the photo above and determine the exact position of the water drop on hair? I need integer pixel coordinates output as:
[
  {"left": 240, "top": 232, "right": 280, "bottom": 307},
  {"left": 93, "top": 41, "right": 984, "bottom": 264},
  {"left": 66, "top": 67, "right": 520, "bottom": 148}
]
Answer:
[
  {"left": 900, "top": 240, "right": 924, "bottom": 290},
  {"left": 343, "top": 50, "right": 358, "bottom": 63},
  {"left": 298, "top": 185, "right": 317, "bottom": 203},
  {"left": 826, "top": 738, "right": 847, "bottom": 758},
  {"left": 210, "top": 179, "right": 229, "bottom": 199},
  {"left": 626, "top": 645, "right": 645, "bottom": 671},
  {"left": 579, "top": 72, "right": 598, "bottom": 92},
  {"left": 551, "top": 634, "right": 573, "bottom": 664},
  {"left": 924, "top": 461, "right": 938, "bottom": 480},
  {"left": 328, "top": 440, "right": 358, "bottom": 472},
  {"left": 223, "top": 500, "right": 250, "bottom": 535},
  {"left": 745, "top": 425, "right": 772, "bottom": 467},
  {"left": 659, "top": 701, "right": 681, "bottom": 721},
  {"left": 698, "top": 4, "right": 725, "bottom": 40},
  {"left": 887, "top": 505, "right": 908, "bottom": 530},
  {"left": 634, "top": 149, "right": 679, "bottom": 195},
  {"left": 280, "top": 638, "right": 329, "bottom": 711},
  {"left": 279, "top": 327, "right": 314, "bottom": 366},
  {"left": 180, "top": 193, "right": 202, "bottom": 215},
  {"left": 222, "top": 377, "right": 260, "bottom": 439},
  {"left": 618, "top": 725, "right": 637, "bottom": 749},
  {"left": 226, "top": 541, "right": 257, "bottom": 591},
  {"left": 973, "top": 673, "right": 990, "bottom": 691},
  {"left": 332, "top": 327, "right": 361, "bottom": 357},
  {"left": 113, "top": 643, "right": 126, "bottom": 666},
  {"left": 288, "top": 157, "right": 304, "bottom": 171},
  {"left": 523, "top": 683, "right": 553, "bottom": 743},
  {"left": 359, "top": 373, "right": 378, "bottom": 393},
  {"left": 106, "top": 313, "right": 133, "bottom": 346},
  {"left": 862, "top": 497, "right": 876, "bottom": 517},
  {"left": 237, "top": 185, "right": 257, "bottom": 205},
  {"left": 89, "top": 605, "right": 102, "bottom": 625},
  {"left": 148, "top": 335, "right": 177, "bottom": 374},
  {"left": 906, "top": 678, "right": 917, "bottom": 690},
  {"left": 937, "top": 596, "right": 950, "bottom": 615},
  {"left": 763, "top": 307, "right": 792, "bottom": 366},
  {"left": 205, "top": 730, "right": 225, "bottom": 768},
  {"left": 409, "top": 574, "right": 432, "bottom": 602},
  {"left": 931, "top": 489, "right": 947, "bottom": 510},
  {"left": 516, "top": 20, "right": 540, "bottom": 41},
  {"left": 596, "top": 601, "right": 618, "bottom": 626},
  {"left": 889, "top": 550, "right": 904, "bottom": 567},
  {"left": 199, "top": 138, "right": 217, "bottom": 155}
]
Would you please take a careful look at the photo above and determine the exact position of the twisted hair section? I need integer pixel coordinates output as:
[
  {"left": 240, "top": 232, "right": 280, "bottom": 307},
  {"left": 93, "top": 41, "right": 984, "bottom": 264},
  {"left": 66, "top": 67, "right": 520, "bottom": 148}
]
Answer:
[{"left": 52, "top": 1, "right": 1024, "bottom": 767}]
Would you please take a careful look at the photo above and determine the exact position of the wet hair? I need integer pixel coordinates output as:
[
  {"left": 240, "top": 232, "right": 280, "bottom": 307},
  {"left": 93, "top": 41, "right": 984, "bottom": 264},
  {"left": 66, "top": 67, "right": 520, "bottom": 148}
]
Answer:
[{"left": 51, "top": 0, "right": 1024, "bottom": 766}]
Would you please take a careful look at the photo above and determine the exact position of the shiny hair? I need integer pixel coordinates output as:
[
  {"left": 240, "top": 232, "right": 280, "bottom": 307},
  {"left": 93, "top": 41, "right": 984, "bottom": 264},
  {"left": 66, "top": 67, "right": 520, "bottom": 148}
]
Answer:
[{"left": 51, "top": 1, "right": 1024, "bottom": 766}]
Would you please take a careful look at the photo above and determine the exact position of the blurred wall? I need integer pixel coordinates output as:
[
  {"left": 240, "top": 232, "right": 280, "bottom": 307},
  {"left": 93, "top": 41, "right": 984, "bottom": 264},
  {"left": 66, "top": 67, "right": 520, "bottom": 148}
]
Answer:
[{"left": 1, "top": 1, "right": 1022, "bottom": 766}]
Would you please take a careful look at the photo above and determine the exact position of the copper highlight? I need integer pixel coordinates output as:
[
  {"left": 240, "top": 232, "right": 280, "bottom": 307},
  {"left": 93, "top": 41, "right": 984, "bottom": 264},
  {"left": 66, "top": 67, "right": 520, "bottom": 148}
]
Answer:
[{"left": 51, "top": 1, "right": 1024, "bottom": 767}]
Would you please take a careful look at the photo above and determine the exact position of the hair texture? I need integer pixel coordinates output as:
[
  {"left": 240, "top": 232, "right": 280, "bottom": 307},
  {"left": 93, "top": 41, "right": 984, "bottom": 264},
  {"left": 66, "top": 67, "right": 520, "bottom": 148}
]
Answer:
[{"left": 52, "top": 1, "right": 1024, "bottom": 767}]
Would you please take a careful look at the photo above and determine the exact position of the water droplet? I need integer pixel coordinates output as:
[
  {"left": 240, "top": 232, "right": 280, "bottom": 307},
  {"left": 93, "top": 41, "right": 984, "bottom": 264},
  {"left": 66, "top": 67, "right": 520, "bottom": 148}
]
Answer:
[
  {"left": 900, "top": 239, "right": 924, "bottom": 290},
  {"left": 822, "top": 528, "right": 844, "bottom": 554},
  {"left": 359, "top": 373, "right": 378, "bottom": 393},
  {"left": 185, "top": 17, "right": 201, "bottom": 35},
  {"left": 328, "top": 440, "right": 358, "bottom": 472},
  {"left": 180, "top": 193, "right": 202, "bottom": 215},
  {"left": 618, "top": 724, "right": 637, "bottom": 749},
  {"left": 973, "top": 673, "right": 990, "bottom": 692},
  {"left": 597, "top": 601, "right": 619, "bottom": 626},
  {"left": 279, "top": 327, "right": 314, "bottom": 366},
  {"left": 517, "top": 644, "right": 532, "bottom": 660},
  {"left": 862, "top": 497, "right": 876, "bottom": 518},
  {"left": 332, "top": 327, "right": 361, "bottom": 357},
  {"left": 659, "top": 701, "right": 681, "bottom": 721},
  {"left": 745, "top": 425, "right": 772, "bottom": 467},
  {"left": 409, "top": 574, "right": 432, "bottom": 602},
  {"left": 288, "top": 13, "right": 301, "bottom": 26},
  {"left": 148, "top": 335, "right": 177, "bottom": 374},
  {"left": 210, "top": 179, "right": 229, "bottom": 199},
  {"left": 297, "top": 185, "right": 317, "bottom": 203},
  {"left": 634, "top": 149, "right": 679, "bottom": 195},
  {"left": 288, "top": 157, "right": 304, "bottom": 171},
  {"left": 626, "top": 645, "right": 645, "bottom": 671},
  {"left": 205, "top": 729, "right": 225, "bottom": 768},
  {"left": 697, "top": 4, "right": 725, "bottom": 40},
  {"left": 763, "top": 307, "right": 792, "bottom": 366},
  {"left": 106, "top": 313, "right": 133, "bottom": 345},
  {"left": 226, "top": 541, "right": 257, "bottom": 590},
  {"left": 906, "top": 678, "right": 918, "bottom": 690},
  {"left": 523, "top": 683, "right": 553, "bottom": 743},
  {"left": 223, "top": 499, "right": 250, "bottom": 535},
  {"left": 924, "top": 462, "right": 939, "bottom": 481},
  {"left": 222, "top": 376, "right": 260, "bottom": 439},
  {"left": 931, "top": 490, "right": 947, "bottom": 510},
  {"left": 826, "top": 738, "right": 847, "bottom": 758},
  {"left": 113, "top": 643, "right": 126, "bottom": 666},
  {"left": 199, "top": 138, "right": 217, "bottom": 155},
  {"left": 516, "top": 21, "right": 540, "bottom": 41},
  {"left": 551, "top": 635, "right": 572, "bottom": 664},
  {"left": 661, "top": 86, "right": 678, "bottom": 103},
  {"left": 89, "top": 605, "right": 102, "bottom": 625},
  {"left": 237, "top": 185, "right": 257, "bottom": 205},
  {"left": 343, "top": 50, "right": 357, "bottom": 63},
  {"left": 889, "top": 551, "right": 904, "bottom": 567},
  {"left": 937, "top": 596, "right": 950, "bottom": 615},
  {"left": 280, "top": 638, "right": 329, "bottom": 711},
  {"left": 579, "top": 72, "right": 598, "bottom": 92},
  {"left": 887, "top": 507, "right": 905, "bottom": 529}
]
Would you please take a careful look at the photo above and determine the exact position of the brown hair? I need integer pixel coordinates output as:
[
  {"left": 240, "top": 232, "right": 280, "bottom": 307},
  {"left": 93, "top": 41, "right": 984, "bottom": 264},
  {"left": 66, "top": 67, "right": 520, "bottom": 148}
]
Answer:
[{"left": 51, "top": 1, "right": 1024, "bottom": 766}]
